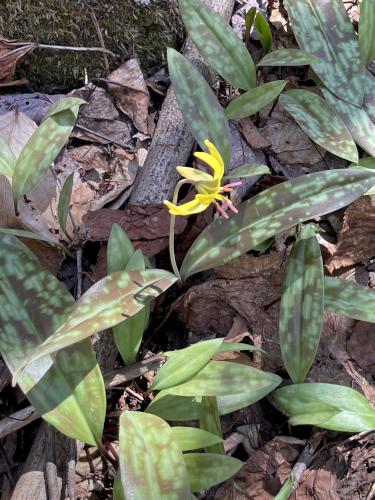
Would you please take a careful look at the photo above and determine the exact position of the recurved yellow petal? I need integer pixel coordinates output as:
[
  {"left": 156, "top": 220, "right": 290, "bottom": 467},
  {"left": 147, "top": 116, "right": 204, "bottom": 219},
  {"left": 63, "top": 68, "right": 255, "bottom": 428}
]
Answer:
[
  {"left": 164, "top": 194, "right": 212, "bottom": 216},
  {"left": 194, "top": 152, "right": 224, "bottom": 180},
  {"left": 204, "top": 140, "right": 225, "bottom": 178},
  {"left": 176, "top": 166, "right": 213, "bottom": 183}
]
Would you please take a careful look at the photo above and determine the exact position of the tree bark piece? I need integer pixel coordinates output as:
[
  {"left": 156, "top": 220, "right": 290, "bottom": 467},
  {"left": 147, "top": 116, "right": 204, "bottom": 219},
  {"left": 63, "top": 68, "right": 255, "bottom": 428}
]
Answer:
[
  {"left": 130, "top": 0, "right": 236, "bottom": 205},
  {"left": 0, "top": 406, "right": 38, "bottom": 440}
]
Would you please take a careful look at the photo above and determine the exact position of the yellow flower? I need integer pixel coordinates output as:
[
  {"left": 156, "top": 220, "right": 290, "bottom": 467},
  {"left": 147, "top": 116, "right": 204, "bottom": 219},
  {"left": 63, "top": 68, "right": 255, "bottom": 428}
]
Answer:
[{"left": 164, "top": 140, "right": 241, "bottom": 218}]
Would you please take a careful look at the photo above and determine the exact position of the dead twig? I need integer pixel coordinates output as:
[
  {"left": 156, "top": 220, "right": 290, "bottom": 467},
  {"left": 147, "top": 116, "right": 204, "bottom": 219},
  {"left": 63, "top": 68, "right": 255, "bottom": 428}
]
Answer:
[
  {"left": 104, "top": 353, "right": 164, "bottom": 388},
  {"left": 6, "top": 40, "right": 115, "bottom": 56},
  {"left": 89, "top": 10, "right": 110, "bottom": 72}
]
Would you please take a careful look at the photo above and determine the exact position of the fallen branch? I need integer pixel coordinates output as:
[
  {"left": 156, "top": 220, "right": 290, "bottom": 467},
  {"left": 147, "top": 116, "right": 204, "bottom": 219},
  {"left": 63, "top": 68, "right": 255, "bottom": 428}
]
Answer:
[{"left": 104, "top": 353, "right": 164, "bottom": 388}]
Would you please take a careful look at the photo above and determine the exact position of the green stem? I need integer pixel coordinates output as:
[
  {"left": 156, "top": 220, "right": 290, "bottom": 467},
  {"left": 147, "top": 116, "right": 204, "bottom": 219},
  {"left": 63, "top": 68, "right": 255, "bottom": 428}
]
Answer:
[{"left": 168, "top": 179, "right": 191, "bottom": 282}]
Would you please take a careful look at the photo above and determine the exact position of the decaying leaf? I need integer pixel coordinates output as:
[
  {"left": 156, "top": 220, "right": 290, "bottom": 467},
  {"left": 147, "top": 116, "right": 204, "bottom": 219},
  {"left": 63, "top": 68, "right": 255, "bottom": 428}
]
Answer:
[
  {"left": 0, "top": 38, "right": 34, "bottom": 84},
  {"left": 0, "top": 108, "right": 37, "bottom": 157}
]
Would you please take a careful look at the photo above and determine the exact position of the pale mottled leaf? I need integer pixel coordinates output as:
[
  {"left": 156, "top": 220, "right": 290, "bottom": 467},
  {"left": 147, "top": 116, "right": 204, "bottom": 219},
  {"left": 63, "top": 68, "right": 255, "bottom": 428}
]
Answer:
[
  {"left": 257, "top": 48, "right": 320, "bottom": 66},
  {"left": 180, "top": 169, "right": 375, "bottom": 279},
  {"left": 119, "top": 411, "right": 191, "bottom": 499},
  {"left": 273, "top": 383, "right": 375, "bottom": 432},
  {"left": 168, "top": 48, "right": 232, "bottom": 168},
  {"left": 254, "top": 11, "right": 272, "bottom": 54},
  {"left": 107, "top": 223, "right": 135, "bottom": 275},
  {"left": 184, "top": 453, "right": 243, "bottom": 492},
  {"left": 200, "top": 396, "right": 224, "bottom": 454},
  {"left": 12, "top": 98, "right": 84, "bottom": 202},
  {"left": 41, "top": 97, "right": 86, "bottom": 122},
  {"left": 286, "top": 0, "right": 365, "bottom": 106},
  {"left": 0, "top": 234, "right": 105, "bottom": 446},
  {"left": 217, "top": 342, "right": 266, "bottom": 355},
  {"left": 279, "top": 225, "right": 324, "bottom": 383},
  {"left": 359, "top": 0, "right": 375, "bottom": 66},
  {"left": 0, "top": 228, "right": 64, "bottom": 248},
  {"left": 57, "top": 173, "right": 73, "bottom": 236},
  {"left": 179, "top": 0, "right": 256, "bottom": 90},
  {"left": 172, "top": 426, "right": 223, "bottom": 451},
  {"left": 0, "top": 137, "right": 16, "bottom": 177},
  {"left": 14, "top": 269, "right": 176, "bottom": 378},
  {"left": 325, "top": 276, "right": 375, "bottom": 323},
  {"left": 280, "top": 90, "right": 358, "bottom": 163},
  {"left": 225, "top": 81, "right": 287, "bottom": 120},
  {"left": 152, "top": 339, "right": 224, "bottom": 391},
  {"left": 223, "top": 164, "right": 270, "bottom": 180}
]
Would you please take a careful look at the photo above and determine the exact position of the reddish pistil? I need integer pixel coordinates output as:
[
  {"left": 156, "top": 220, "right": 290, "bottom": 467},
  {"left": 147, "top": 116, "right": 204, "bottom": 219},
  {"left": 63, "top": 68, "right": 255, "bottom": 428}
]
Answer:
[{"left": 215, "top": 202, "right": 229, "bottom": 219}]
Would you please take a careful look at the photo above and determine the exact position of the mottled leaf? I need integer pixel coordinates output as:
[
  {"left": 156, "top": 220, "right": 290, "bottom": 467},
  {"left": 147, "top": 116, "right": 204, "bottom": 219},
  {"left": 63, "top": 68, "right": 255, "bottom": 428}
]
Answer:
[
  {"left": 223, "top": 164, "right": 270, "bottom": 180},
  {"left": 0, "top": 228, "right": 64, "bottom": 248},
  {"left": 152, "top": 339, "right": 224, "bottom": 391},
  {"left": 162, "top": 360, "right": 281, "bottom": 397},
  {"left": 359, "top": 0, "right": 375, "bottom": 66},
  {"left": 119, "top": 411, "right": 191, "bottom": 499},
  {"left": 14, "top": 269, "right": 176, "bottom": 378},
  {"left": 257, "top": 48, "right": 320, "bottom": 66},
  {"left": 286, "top": 0, "right": 365, "bottom": 106},
  {"left": 184, "top": 453, "right": 243, "bottom": 492},
  {"left": 0, "top": 234, "right": 105, "bottom": 446},
  {"left": 354, "top": 157, "right": 375, "bottom": 169},
  {"left": 107, "top": 223, "right": 135, "bottom": 275},
  {"left": 254, "top": 11, "right": 272, "bottom": 54},
  {"left": 322, "top": 87, "right": 375, "bottom": 157},
  {"left": 172, "top": 426, "right": 223, "bottom": 451},
  {"left": 217, "top": 342, "right": 266, "bottom": 355},
  {"left": 0, "top": 137, "right": 16, "bottom": 177},
  {"left": 274, "top": 475, "right": 295, "bottom": 500},
  {"left": 244, "top": 7, "right": 256, "bottom": 46},
  {"left": 325, "top": 277, "right": 375, "bottom": 323},
  {"left": 180, "top": 169, "right": 375, "bottom": 279},
  {"left": 179, "top": 0, "right": 256, "bottom": 90},
  {"left": 225, "top": 81, "right": 287, "bottom": 120},
  {"left": 279, "top": 225, "right": 324, "bottom": 383},
  {"left": 57, "top": 173, "right": 73, "bottom": 236},
  {"left": 273, "top": 383, "right": 375, "bottom": 432},
  {"left": 12, "top": 97, "right": 84, "bottom": 202},
  {"left": 168, "top": 48, "right": 232, "bottom": 168},
  {"left": 41, "top": 97, "right": 86, "bottom": 122},
  {"left": 280, "top": 90, "right": 358, "bottom": 162},
  {"left": 200, "top": 396, "right": 224, "bottom": 454}
]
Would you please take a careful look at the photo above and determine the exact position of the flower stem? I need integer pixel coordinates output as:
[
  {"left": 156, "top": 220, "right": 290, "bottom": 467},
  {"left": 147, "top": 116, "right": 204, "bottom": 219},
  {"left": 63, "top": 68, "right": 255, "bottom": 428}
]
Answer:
[{"left": 168, "top": 179, "right": 191, "bottom": 282}]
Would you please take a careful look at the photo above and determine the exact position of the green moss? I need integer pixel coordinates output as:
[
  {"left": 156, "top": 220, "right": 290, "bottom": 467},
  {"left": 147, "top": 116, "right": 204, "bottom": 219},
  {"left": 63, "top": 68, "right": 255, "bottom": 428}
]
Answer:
[{"left": 0, "top": 0, "right": 183, "bottom": 90}]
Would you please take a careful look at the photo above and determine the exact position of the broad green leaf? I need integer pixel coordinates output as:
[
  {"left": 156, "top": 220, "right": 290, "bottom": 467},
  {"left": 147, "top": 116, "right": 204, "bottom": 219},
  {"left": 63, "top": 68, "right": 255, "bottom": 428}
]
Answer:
[
  {"left": 273, "top": 383, "right": 375, "bottom": 432},
  {"left": 225, "top": 81, "right": 287, "bottom": 120},
  {"left": 279, "top": 225, "right": 324, "bottom": 383},
  {"left": 363, "top": 72, "right": 375, "bottom": 122},
  {"left": 354, "top": 157, "right": 375, "bottom": 169},
  {"left": 217, "top": 342, "right": 266, "bottom": 355},
  {"left": 257, "top": 48, "right": 320, "bottom": 66},
  {"left": 0, "top": 234, "right": 105, "bottom": 446},
  {"left": 274, "top": 475, "right": 295, "bottom": 500},
  {"left": 279, "top": 90, "right": 358, "bottom": 163},
  {"left": 57, "top": 173, "right": 74, "bottom": 236},
  {"left": 200, "top": 396, "right": 224, "bottom": 454},
  {"left": 107, "top": 223, "right": 135, "bottom": 275},
  {"left": 224, "top": 164, "right": 270, "bottom": 180},
  {"left": 152, "top": 339, "right": 223, "bottom": 391},
  {"left": 125, "top": 249, "right": 145, "bottom": 271},
  {"left": 359, "top": 0, "right": 375, "bottom": 66},
  {"left": 179, "top": 0, "right": 256, "bottom": 90},
  {"left": 254, "top": 11, "right": 272, "bottom": 54},
  {"left": 14, "top": 269, "right": 176, "bottom": 378},
  {"left": 172, "top": 426, "right": 223, "bottom": 451},
  {"left": 168, "top": 48, "right": 232, "bottom": 168},
  {"left": 322, "top": 87, "right": 375, "bottom": 157},
  {"left": 41, "top": 97, "right": 86, "bottom": 122},
  {"left": 184, "top": 453, "right": 243, "bottom": 492},
  {"left": 244, "top": 7, "right": 256, "bottom": 46},
  {"left": 0, "top": 228, "right": 63, "bottom": 248},
  {"left": 285, "top": 0, "right": 365, "bottom": 106},
  {"left": 113, "top": 472, "right": 125, "bottom": 500},
  {"left": 0, "top": 137, "right": 16, "bottom": 177},
  {"left": 119, "top": 411, "right": 191, "bottom": 499},
  {"left": 180, "top": 169, "right": 375, "bottom": 279},
  {"left": 325, "top": 277, "right": 375, "bottom": 322},
  {"left": 163, "top": 360, "right": 281, "bottom": 397},
  {"left": 12, "top": 98, "right": 85, "bottom": 202}
]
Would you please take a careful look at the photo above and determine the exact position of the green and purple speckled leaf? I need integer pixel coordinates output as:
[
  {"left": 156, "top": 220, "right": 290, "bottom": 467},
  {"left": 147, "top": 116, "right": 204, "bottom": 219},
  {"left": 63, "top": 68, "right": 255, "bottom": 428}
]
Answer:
[
  {"left": 225, "top": 80, "right": 287, "bottom": 120},
  {"left": 0, "top": 234, "right": 105, "bottom": 446},
  {"left": 280, "top": 90, "right": 358, "bottom": 162},
  {"left": 184, "top": 453, "right": 243, "bottom": 492},
  {"left": 119, "top": 411, "right": 191, "bottom": 499},
  {"left": 168, "top": 48, "right": 231, "bottom": 168},
  {"left": 179, "top": 0, "right": 256, "bottom": 90},
  {"left": 12, "top": 97, "right": 85, "bottom": 202},
  {"left": 14, "top": 269, "right": 176, "bottom": 379},
  {"left": 325, "top": 277, "right": 375, "bottom": 323},
  {"left": 273, "top": 383, "right": 375, "bottom": 432},
  {"left": 285, "top": 0, "right": 365, "bottom": 106},
  {"left": 359, "top": 0, "right": 375, "bottom": 66},
  {"left": 180, "top": 169, "right": 375, "bottom": 279},
  {"left": 257, "top": 48, "right": 320, "bottom": 67},
  {"left": 279, "top": 225, "right": 324, "bottom": 383}
]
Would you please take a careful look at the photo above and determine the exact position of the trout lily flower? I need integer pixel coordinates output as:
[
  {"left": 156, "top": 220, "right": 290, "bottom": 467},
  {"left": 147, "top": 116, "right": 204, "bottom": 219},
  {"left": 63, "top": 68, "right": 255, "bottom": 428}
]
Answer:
[{"left": 163, "top": 140, "right": 241, "bottom": 218}]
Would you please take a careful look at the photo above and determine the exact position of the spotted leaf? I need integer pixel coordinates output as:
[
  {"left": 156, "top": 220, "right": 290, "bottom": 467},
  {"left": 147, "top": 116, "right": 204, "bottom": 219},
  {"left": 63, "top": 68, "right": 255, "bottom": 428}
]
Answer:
[
  {"left": 257, "top": 48, "right": 320, "bottom": 67},
  {"left": 225, "top": 81, "right": 287, "bottom": 120},
  {"left": 180, "top": 169, "right": 375, "bottom": 279},
  {"left": 325, "top": 277, "right": 375, "bottom": 323},
  {"left": 168, "top": 48, "right": 231, "bottom": 168},
  {"left": 184, "top": 453, "right": 243, "bottom": 492},
  {"left": 359, "top": 0, "right": 375, "bottom": 66},
  {"left": 285, "top": 0, "right": 365, "bottom": 106},
  {"left": 57, "top": 173, "right": 74, "bottom": 236},
  {"left": 0, "top": 234, "right": 105, "bottom": 446},
  {"left": 279, "top": 225, "right": 324, "bottom": 383},
  {"left": 0, "top": 137, "right": 16, "bottom": 177},
  {"left": 223, "top": 164, "right": 270, "bottom": 180},
  {"left": 172, "top": 426, "right": 223, "bottom": 451},
  {"left": 119, "top": 411, "right": 191, "bottom": 499},
  {"left": 14, "top": 269, "right": 176, "bottom": 379},
  {"left": 179, "top": 0, "right": 256, "bottom": 90},
  {"left": 0, "top": 228, "right": 64, "bottom": 248},
  {"left": 280, "top": 90, "right": 358, "bottom": 162},
  {"left": 273, "top": 383, "right": 375, "bottom": 432}
]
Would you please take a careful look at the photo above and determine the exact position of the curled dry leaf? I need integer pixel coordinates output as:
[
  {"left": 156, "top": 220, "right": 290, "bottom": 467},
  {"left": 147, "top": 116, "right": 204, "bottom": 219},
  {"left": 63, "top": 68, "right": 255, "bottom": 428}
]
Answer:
[
  {"left": 107, "top": 59, "right": 150, "bottom": 135},
  {"left": 0, "top": 38, "right": 34, "bottom": 84}
]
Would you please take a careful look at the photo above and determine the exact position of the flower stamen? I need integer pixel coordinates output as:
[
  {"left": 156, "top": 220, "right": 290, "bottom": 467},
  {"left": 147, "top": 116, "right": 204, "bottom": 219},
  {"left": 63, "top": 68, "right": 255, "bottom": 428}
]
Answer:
[{"left": 215, "top": 202, "right": 229, "bottom": 219}]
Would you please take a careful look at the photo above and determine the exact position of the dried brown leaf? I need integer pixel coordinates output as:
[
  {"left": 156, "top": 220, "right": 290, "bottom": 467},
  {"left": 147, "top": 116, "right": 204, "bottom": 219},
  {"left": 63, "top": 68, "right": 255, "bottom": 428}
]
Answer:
[{"left": 0, "top": 38, "right": 34, "bottom": 84}]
